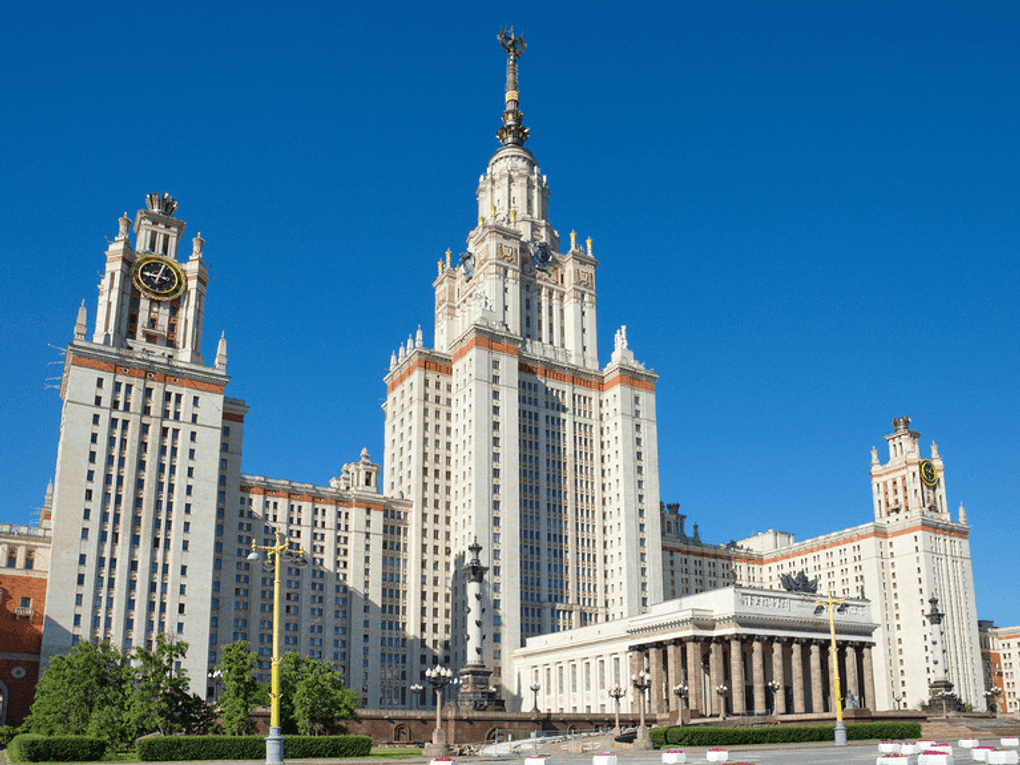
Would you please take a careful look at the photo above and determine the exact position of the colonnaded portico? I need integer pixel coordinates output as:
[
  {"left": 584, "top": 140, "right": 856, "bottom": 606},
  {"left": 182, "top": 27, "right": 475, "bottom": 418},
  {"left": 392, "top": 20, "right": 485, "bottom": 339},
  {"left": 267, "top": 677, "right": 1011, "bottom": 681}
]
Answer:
[{"left": 512, "top": 586, "right": 878, "bottom": 718}]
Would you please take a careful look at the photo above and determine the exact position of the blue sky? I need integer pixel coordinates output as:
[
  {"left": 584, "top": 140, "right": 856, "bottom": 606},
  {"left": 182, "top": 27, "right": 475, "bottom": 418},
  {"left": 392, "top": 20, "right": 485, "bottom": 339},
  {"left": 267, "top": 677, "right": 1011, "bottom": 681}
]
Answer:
[{"left": 2, "top": 2, "right": 1017, "bottom": 625}]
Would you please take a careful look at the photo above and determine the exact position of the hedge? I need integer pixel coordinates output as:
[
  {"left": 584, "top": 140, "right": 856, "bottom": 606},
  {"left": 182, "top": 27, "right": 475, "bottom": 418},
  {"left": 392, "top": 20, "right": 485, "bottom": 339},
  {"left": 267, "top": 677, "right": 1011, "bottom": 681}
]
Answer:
[
  {"left": 8, "top": 734, "right": 108, "bottom": 762},
  {"left": 649, "top": 721, "right": 922, "bottom": 748},
  {"left": 0, "top": 726, "right": 21, "bottom": 750},
  {"left": 135, "top": 734, "right": 373, "bottom": 761}
]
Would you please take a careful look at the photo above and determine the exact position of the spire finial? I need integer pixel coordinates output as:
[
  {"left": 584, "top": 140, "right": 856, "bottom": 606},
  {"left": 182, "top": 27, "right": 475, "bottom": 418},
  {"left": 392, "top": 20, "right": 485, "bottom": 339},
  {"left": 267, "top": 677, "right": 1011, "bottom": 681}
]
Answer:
[
  {"left": 74, "top": 300, "right": 87, "bottom": 339},
  {"left": 215, "top": 331, "right": 227, "bottom": 370},
  {"left": 497, "top": 27, "right": 529, "bottom": 147}
]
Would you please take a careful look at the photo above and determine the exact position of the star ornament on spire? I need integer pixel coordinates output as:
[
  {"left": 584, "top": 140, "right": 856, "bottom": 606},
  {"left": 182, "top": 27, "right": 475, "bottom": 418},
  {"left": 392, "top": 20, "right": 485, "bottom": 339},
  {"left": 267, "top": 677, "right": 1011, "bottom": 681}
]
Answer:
[{"left": 497, "top": 27, "right": 530, "bottom": 147}]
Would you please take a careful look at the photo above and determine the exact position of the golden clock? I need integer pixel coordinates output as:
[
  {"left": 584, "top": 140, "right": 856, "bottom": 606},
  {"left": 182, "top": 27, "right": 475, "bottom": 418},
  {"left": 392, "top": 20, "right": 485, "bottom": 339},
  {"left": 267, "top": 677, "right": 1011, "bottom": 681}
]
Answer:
[
  {"left": 133, "top": 256, "right": 185, "bottom": 301},
  {"left": 919, "top": 459, "right": 939, "bottom": 487}
]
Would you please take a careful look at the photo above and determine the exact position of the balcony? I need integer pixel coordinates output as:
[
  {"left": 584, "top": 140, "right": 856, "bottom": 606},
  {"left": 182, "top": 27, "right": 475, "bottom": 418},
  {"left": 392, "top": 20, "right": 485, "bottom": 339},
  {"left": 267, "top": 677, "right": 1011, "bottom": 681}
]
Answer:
[{"left": 15, "top": 606, "right": 34, "bottom": 619}]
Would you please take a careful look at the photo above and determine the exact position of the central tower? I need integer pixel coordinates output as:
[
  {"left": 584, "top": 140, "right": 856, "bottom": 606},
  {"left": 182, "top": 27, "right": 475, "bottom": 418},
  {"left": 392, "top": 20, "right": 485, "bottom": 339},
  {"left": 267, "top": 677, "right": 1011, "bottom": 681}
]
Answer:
[{"left": 385, "top": 30, "right": 662, "bottom": 708}]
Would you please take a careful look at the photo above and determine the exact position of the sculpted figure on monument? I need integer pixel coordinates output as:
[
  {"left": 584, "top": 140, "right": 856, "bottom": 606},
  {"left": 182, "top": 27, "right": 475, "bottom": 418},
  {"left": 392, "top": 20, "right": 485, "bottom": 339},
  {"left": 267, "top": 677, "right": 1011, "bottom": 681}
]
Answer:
[{"left": 780, "top": 570, "right": 821, "bottom": 593}]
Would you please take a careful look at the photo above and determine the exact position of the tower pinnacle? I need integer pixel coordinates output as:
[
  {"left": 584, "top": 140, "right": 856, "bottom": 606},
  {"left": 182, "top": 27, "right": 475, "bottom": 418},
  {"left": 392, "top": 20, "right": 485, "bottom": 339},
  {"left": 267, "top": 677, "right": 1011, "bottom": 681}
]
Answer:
[{"left": 496, "top": 27, "right": 529, "bottom": 147}]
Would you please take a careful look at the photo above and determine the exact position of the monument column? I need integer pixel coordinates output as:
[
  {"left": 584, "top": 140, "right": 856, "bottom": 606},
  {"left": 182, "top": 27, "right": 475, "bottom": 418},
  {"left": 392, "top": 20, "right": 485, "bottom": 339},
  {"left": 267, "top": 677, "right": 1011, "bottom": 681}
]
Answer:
[
  {"left": 685, "top": 639, "right": 703, "bottom": 715},
  {"left": 649, "top": 644, "right": 665, "bottom": 715},
  {"left": 809, "top": 641, "right": 824, "bottom": 713},
  {"left": 791, "top": 640, "right": 806, "bottom": 714},
  {"left": 729, "top": 637, "right": 746, "bottom": 715},
  {"left": 772, "top": 639, "right": 787, "bottom": 715},
  {"left": 845, "top": 643, "right": 860, "bottom": 703},
  {"left": 862, "top": 644, "right": 876, "bottom": 711},
  {"left": 709, "top": 639, "right": 724, "bottom": 716},
  {"left": 752, "top": 638, "right": 767, "bottom": 715}
]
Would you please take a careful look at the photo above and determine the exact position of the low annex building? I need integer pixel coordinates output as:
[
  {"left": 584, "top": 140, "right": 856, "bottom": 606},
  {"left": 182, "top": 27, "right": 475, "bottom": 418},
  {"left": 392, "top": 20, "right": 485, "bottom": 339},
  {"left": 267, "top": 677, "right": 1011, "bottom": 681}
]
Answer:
[{"left": 513, "top": 586, "right": 878, "bottom": 717}]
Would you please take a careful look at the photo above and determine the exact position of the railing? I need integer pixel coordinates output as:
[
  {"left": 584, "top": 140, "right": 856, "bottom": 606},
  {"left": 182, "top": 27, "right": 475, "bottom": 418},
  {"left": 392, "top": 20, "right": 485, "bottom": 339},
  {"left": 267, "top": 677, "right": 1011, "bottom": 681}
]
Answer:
[
  {"left": 0, "top": 523, "right": 49, "bottom": 537},
  {"left": 15, "top": 606, "right": 34, "bottom": 618}
]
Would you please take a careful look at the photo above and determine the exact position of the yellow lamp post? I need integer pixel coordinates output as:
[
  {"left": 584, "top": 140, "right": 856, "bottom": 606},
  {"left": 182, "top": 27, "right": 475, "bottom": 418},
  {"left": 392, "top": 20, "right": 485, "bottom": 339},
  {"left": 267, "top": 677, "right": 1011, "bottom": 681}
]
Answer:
[
  {"left": 248, "top": 531, "right": 306, "bottom": 765},
  {"left": 815, "top": 591, "right": 848, "bottom": 746}
]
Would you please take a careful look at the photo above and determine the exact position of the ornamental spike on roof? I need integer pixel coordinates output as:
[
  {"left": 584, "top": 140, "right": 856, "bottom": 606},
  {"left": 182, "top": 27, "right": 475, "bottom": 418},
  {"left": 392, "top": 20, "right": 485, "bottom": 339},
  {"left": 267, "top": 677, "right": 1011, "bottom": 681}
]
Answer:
[{"left": 496, "top": 27, "right": 529, "bottom": 147}]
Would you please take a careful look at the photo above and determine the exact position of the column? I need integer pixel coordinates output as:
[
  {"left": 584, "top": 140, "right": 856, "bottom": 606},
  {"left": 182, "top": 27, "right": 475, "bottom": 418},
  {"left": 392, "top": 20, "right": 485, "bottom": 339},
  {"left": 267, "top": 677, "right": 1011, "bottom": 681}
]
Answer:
[
  {"left": 667, "top": 641, "right": 682, "bottom": 713},
  {"left": 649, "top": 644, "right": 665, "bottom": 715},
  {"left": 772, "top": 639, "right": 787, "bottom": 715},
  {"left": 845, "top": 643, "right": 860, "bottom": 704},
  {"left": 791, "top": 640, "right": 806, "bottom": 714},
  {"left": 685, "top": 639, "right": 703, "bottom": 715},
  {"left": 862, "top": 644, "right": 876, "bottom": 711},
  {"left": 709, "top": 639, "right": 723, "bottom": 716},
  {"left": 752, "top": 638, "right": 766, "bottom": 715},
  {"left": 631, "top": 649, "right": 646, "bottom": 713},
  {"left": 809, "top": 641, "right": 824, "bottom": 713},
  {"left": 729, "top": 637, "right": 746, "bottom": 715}
]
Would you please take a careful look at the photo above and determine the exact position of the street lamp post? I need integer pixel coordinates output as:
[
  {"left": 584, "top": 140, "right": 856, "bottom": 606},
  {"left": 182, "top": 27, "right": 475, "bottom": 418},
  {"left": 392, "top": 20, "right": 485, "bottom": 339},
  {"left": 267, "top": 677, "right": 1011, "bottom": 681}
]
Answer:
[
  {"left": 983, "top": 688, "right": 998, "bottom": 716},
  {"left": 815, "top": 591, "right": 848, "bottom": 747},
  {"left": 766, "top": 680, "right": 781, "bottom": 716},
  {"left": 248, "top": 531, "right": 307, "bottom": 765},
  {"left": 672, "top": 683, "right": 688, "bottom": 726},
  {"left": 892, "top": 693, "right": 903, "bottom": 710},
  {"left": 715, "top": 684, "right": 729, "bottom": 721},
  {"left": 608, "top": 686, "right": 625, "bottom": 738},
  {"left": 207, "top": 668, "right": 223, "bottom": 703},
  {"left": 631, "top": 670, "right": 653, "bottom": 749},
  {"left": 410, "top": 683, "right": 423, "bottom": 710},
  {"left": 423, "top": 666, "right": 453, "bottom": 757},
  {"left": 530, "top": 681, "right": 541, "bottom": 713}
]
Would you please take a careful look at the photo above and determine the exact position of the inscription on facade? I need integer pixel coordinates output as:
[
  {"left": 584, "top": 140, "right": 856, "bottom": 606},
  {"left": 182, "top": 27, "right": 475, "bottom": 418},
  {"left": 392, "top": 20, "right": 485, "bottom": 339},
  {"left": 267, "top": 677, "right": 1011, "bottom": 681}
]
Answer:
[{"left": 740, "top": 594, "right": 792, "bottom": 610}]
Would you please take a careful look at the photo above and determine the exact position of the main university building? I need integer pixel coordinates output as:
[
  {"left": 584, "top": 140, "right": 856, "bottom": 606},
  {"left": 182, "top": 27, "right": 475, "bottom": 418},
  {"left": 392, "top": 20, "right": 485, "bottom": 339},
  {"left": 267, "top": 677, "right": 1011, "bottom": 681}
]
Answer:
[{"left": 1, "top": 34, "right": 1005, "bottom": 726}]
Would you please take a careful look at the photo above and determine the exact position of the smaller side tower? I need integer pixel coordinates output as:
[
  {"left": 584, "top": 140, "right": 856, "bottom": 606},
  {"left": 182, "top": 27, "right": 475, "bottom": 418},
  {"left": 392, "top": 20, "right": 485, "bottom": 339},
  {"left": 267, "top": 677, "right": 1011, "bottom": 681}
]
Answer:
[{"left": 870, "top": 416, "right": 948, "bottom": 521}]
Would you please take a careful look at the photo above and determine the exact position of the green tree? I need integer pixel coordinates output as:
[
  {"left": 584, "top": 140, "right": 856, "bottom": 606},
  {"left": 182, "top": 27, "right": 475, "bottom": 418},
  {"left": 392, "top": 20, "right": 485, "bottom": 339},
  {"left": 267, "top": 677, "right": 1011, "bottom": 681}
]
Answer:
[
  {"left": 276, "top": 653, "right": 358, "bottom": 735},
  {"left": 25, "top": 641, "right": 134, "bottom": 746},
  {"left": 125, "top": 633, "right": 196, "bottom": 736},
  {"left": 216, "top": 641, "right": 268, "bottom": 735},
  {"left": 292, "top": 659, "right": 359, "bottom": 735}
]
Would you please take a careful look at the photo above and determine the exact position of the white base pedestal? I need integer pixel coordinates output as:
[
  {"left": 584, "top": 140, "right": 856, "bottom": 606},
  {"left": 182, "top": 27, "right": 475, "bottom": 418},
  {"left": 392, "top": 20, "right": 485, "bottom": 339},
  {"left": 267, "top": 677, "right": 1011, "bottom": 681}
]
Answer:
[{"left": 988, "top": 752, "right": 1020, "bottom": 765}]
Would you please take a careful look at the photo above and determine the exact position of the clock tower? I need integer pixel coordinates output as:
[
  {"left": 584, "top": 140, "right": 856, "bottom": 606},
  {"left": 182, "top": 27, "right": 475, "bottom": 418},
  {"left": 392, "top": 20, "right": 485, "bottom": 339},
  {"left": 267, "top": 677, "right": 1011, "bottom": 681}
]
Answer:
[
  {"left": 42, "top": 196, "right": 244, "bottom": 686},
  {"left": 870, "top": 416, "right": 950, "bottom": 521},
  {"left": 93, "top": 193, "right": 209, "bottom": 365}
]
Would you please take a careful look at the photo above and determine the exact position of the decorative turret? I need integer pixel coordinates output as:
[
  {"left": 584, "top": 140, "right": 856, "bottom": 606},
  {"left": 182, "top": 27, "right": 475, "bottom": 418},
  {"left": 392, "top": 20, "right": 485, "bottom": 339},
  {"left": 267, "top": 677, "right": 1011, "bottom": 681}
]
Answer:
[
  {"left": 215, "top": 331, "right": 227, "bottom": 370},
  {"left": 74, "top": 300, "right": 87, "bottom": 339}
]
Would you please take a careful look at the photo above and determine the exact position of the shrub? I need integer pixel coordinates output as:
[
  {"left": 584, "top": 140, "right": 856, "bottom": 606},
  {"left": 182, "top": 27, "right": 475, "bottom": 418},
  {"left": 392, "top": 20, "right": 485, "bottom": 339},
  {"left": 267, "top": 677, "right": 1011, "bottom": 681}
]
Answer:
[
  {"left": 8, "top": 734, "right": 107, "bottom": 762},
  {"left": 135, "top": 734, "right": 372, "bottom": 761},
  {"left": 0, "top": 726, "right": 21, "bottom": 750},
  {"left": 650, "top": 721, "right": 922, "bottom": 748}
]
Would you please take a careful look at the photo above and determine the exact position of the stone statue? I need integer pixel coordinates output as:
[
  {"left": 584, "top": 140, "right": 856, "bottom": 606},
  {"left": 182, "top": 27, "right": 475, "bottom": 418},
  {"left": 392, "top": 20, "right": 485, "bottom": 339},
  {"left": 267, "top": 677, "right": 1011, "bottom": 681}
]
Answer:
[
  {"left": 614, "top": 325, "right": 629, "bottom": 352},
  {"left": 845, "top": 690, "right": 860, "bottom": 709},
  {"left": 780, "top": 570, "right": 821, "bottom": 593},
  {"left": 118, "top": 213, "right": 131, "bottom": 239}
]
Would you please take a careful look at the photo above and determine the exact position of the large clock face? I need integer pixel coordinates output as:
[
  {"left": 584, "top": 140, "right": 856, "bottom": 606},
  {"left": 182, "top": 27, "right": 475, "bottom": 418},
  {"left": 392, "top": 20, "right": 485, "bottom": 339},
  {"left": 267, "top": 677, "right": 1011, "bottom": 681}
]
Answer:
[
  {"left": 919, "top": 459, "right": 939, "bottom": 487},
  {"left": 133, "top": 256, "right": 184, "bottom": 301}
]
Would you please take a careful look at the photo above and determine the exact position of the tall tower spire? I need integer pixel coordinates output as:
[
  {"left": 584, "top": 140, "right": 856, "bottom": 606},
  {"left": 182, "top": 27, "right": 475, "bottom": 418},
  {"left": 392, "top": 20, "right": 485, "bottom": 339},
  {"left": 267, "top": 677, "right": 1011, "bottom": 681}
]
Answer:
[{"left": 496, "top": 27, "right": 529, "bottom": 147}]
